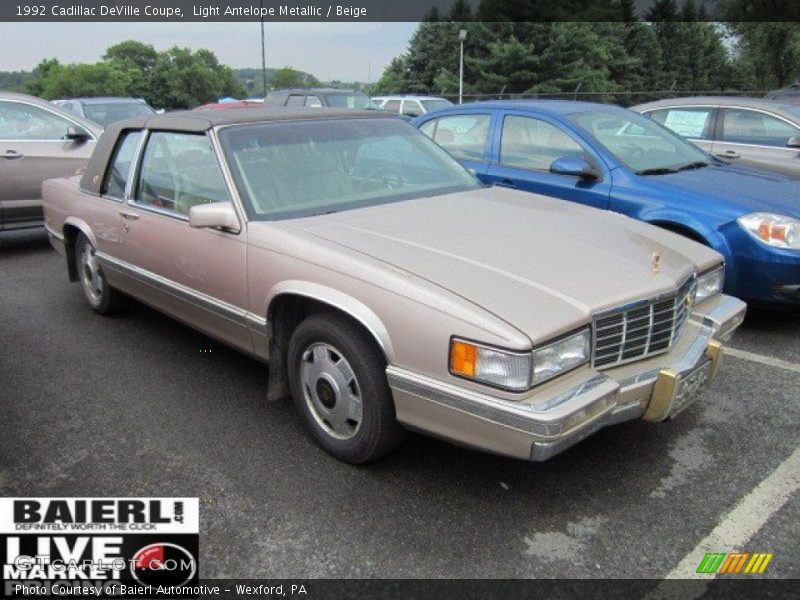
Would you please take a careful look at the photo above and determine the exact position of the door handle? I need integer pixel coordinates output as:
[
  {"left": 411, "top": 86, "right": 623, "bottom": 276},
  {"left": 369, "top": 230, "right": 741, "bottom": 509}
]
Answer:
[
  {"left": 496, "top": 178, "right": 516, "bottom": 188},
  {"left": 1, "top": 150, "right": 23, "bottom": 160},
  {"left": 716, "top": 150, "right": 740, "bottom": 159},
  {"left": 119, "top": 211, "right": 139, "bottom": 220}
]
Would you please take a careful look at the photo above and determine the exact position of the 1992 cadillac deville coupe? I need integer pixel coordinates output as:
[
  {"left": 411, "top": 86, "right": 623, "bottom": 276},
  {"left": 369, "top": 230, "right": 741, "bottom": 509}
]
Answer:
[{"left": 42, "top": 108, "right": 747, "bottom": 464}]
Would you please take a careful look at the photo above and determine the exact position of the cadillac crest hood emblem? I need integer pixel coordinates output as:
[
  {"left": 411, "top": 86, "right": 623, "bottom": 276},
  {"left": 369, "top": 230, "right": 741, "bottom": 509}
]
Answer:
[{"left": 652, "top": 252, "right": 662, "bottom": 273}]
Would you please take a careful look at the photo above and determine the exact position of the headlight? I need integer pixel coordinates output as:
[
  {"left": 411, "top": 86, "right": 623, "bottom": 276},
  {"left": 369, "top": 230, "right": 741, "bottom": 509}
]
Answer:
[
  {"left": 737, "top": 213, "right": 800, "bottom": 249},
  {"left": 531, "top": 328, "right": 591, "bottom": 386},
  {"left": 695, "top": 265, "right": 725, "bottom": 304},
  {"left": 449, "top": 328, "right": 591, "bottom": 391},
  {"left": 450, "top": 339, "right": 531, "bottom": 391}
]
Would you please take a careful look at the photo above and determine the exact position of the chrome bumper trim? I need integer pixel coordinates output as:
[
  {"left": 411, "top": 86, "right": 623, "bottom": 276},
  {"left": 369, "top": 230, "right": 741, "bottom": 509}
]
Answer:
[
  {"left": 387, "top": 368, "right": 619, "bottom": 438},
  {"left": 697, "top": 295, "right": 747, "bottom": 343},
  {"left": 44, "top": 224, "right": 66, "bottom": 256}
]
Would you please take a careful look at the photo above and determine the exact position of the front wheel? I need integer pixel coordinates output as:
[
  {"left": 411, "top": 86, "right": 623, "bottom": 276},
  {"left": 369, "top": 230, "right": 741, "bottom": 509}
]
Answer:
[
  {"left": 75, "top": 233, "right": 127, "bottom": 315},
  {"left": 287, "top": 314, "right": 406, "bottom": 463}
]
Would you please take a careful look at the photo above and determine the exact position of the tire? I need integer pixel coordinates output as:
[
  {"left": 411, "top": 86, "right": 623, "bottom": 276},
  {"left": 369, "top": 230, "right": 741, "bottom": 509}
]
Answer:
[
  {"left": 287, "top": 313, "right": 406, "bottom": 463},
  {"left": 75, "top": 233, "right": 127, "bottom": 315}
]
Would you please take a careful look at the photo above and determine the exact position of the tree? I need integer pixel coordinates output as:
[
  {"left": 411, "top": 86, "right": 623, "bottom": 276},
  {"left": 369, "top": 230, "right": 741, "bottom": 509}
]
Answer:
[
  {"left": 468, "top": 34, "right": 542, "bottom": 94},
  {"left": 103, "top": 40, "right": 158, "bottom": 73},
  {"left": 727, "top": 23, "right": 800, "bottom": 89},
  {"left": 146, "top": 46, "right": 245, "bottom": 109},
  {"left": 28, "top": 62, "right": 135, "bottom": 99},
  {"left": 25, "top": 59, "right": 61, "bottom": 97},
  {"left": 372, "top": 57, "right": 409, "bottom": 94},
  {"left": 271, "top": 66, "right": 303, "bottom": 89},
  {"left": 448, "top": 0, "right": 472, "bottom": 22}
]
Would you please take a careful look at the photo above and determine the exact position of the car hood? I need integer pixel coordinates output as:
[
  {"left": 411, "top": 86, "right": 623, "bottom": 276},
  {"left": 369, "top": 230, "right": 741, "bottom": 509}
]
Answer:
[
  {"left": 292, "top": 187, "right": 718, "bottom": 344},
  {"left": 637, "top": 162, "right": 800, "bottom": 218}
]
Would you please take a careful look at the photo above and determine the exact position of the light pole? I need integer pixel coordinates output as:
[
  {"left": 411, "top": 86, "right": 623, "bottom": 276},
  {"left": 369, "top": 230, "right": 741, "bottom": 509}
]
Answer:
[
  {"left": 260, "top": 0, "right": 267, "bottom": 97},
  {"left": 458, "top": 29, "right": 467, "bottom": 105}
]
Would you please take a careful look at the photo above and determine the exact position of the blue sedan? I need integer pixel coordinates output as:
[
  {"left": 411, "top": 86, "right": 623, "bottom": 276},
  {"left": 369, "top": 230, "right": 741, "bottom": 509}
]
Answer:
[{"left": 412, "top": 101, "right": 800, "bottom": 308}]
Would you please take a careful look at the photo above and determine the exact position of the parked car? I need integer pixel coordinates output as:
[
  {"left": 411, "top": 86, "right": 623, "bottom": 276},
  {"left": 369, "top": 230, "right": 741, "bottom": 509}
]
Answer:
[
  {"left": 632, "top": 96, "right": 800, "bottom": 177},
  {"left": 764, "top": 83, "right": 800, "bottom": 104},
  {"left": 265, "top": 88, "right": 380, "bottom": 110},
  {"left": 52, "top": 97, "right": 156, "bottom": 127},
  {"left": 413, "top": 100, "right": 800, "bottom": 307},
  {"left": 42, "top": 108, "right": 744, "bottom": 464},
  {"left": 372, "top": 95, "right": 453, "bottom": 118},
  {"left": 0, "top": 92, "right": 101, "bottom": 231}
]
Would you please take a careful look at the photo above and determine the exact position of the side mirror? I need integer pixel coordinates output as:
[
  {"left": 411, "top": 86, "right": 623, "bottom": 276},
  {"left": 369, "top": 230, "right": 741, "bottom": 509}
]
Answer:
[
  {"left": 549, "top": 155, "right": 601, "bottom": 180},
  {"left": 65, "top": 126, "right": 90, "bottom": 143},
  {"left": 787, "top": 135, "right": 800, "bottom": 148},
  {"left": 189, "top": 202, "right": 240, "bottom": 233}
]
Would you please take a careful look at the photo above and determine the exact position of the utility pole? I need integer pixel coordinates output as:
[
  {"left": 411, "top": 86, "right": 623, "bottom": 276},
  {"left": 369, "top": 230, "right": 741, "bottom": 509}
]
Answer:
[{"left": 260, "top": 0, "right": 267, "bottom": 97}]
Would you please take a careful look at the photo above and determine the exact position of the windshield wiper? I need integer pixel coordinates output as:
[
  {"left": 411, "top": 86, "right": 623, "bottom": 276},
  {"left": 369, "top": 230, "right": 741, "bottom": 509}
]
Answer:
[
  {"left": 677, "top": 161, "right": 710, "bottom": 171},
  {"left": 636, "top": 167, "right": 678, "bottom": 175}
]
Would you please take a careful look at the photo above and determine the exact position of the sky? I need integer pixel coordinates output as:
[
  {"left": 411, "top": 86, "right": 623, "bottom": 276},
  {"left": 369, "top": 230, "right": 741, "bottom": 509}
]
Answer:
[{"left": 0, "top": 22, "right": 419, "bottom": 82}]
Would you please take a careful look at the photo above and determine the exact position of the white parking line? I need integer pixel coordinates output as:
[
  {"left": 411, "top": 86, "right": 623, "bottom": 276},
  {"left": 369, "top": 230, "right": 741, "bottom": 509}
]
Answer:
[
  {"left": 661, "top": 445, "right": 800, "bottom": 581},
  {"left": 726, "top": 347, "right": 800, "bottom": 374}
]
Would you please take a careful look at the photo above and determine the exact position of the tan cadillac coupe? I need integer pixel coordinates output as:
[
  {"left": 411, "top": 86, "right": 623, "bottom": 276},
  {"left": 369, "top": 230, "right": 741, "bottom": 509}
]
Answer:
[{"left": 42, "top": 108, "right": 747, "bottom": 464}]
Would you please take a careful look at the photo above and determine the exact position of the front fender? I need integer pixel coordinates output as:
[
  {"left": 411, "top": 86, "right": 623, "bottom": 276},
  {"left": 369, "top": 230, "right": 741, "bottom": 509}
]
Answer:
[
  {"left": 265, "top": 280, "right": 396, "bottom": 363},
  {"left": 639, "top": 209, "right": 731, "bottom": 258}
]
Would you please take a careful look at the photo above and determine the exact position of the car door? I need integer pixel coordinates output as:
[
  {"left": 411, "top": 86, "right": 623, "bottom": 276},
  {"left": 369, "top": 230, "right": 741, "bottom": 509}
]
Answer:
[
  {"left": 0, "top": 99, "right": 95, "bottom": 229},
  {"left": 644, "top": 105, "right": 717, "bottom": 155},
  {"left": 418, "top": 112, "right": 494, "bottom": 178},
  {"left": 714, "top": 107, "right": 800, "bottom": 174},
  {"left": 483, "top": 111, "right": 612, "bottom": 210},
  {"left": 115, "top": 129, "right": 252, "bottom": 353}
]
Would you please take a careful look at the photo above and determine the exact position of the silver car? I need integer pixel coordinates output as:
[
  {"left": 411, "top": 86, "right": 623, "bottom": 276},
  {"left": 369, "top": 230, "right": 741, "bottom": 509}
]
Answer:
[
  {"left": 42, "top": 108, "right": 745, "bottom": 464},
  {"left": 372, "top": 95, "right": 453, "bottom": 118},
  {"left": 52, "top": 97, "right": 156, "bottom": 128},
  {"left": 633, "top": 96, "right": 800, "bottom": 177},
  {"left": 0, "top": 93, "right": 101, "bottom": 231}
]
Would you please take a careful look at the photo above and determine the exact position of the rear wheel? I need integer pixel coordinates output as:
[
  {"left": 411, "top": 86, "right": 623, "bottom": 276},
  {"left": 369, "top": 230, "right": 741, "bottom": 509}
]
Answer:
[
  {"left": 287, "top": 314, "right": 406, "bottom": 463},
  {"left": 75, "top": 233, "right": 126, "bottom": 315}
]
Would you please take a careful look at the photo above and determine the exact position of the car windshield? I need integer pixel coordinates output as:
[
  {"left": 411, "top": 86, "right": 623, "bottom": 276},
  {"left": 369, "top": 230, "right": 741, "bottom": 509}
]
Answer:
[
  {"left": 569, "top": 109, "right": 711, "bottom": 174},
  {"left": 82, "top": 102, "right": 154, "bottom": 127},
  {"left": 421, "top": 99, "right": 452, "bottom": 112},
  {"left": 324, "top": 93, "right": 379, "bottom": 110},
  {"left": 218, "top": 118, "right": 481, "bottom": 221}
]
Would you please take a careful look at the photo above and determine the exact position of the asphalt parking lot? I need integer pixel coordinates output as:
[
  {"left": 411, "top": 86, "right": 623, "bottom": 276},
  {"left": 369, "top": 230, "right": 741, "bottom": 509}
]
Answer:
[{"left": 1, "top": 228, "right": 798, "bottom": 581}]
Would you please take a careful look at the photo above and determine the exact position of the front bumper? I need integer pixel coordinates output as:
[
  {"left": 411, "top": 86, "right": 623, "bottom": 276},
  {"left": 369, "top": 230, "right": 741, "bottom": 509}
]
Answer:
[{"left": 387, "top": 294, "right": 746, "bottom": 461}]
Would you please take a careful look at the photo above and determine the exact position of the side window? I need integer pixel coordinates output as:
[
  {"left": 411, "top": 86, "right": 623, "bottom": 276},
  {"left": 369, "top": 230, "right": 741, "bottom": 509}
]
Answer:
[
  {"left": 419, "top": 119, "right": 437, "bottom": 138},
  {"left": 500, "top": 115, "right": 583, "bottom": 171},
  {"left": 722, "top": 109, "right": 800, "bottom": 147},
  {"left": 286, "top": 95, "right": 305, "bottom": 107},
  {"left": 134, "top": 132, "right": 230, "bottom": 217},
  {"left": 402, "top": 101, "right": 423, "bottom": 117},
  {"left": 648, "top": 107, "right": 714, "bottom": 140},
  {"left": 426, "top": 114, "right": 490, "bottom": 161},
  {"left": 305, "top": 95, "right": 322, "bottom": 108},
  {"left": 101, "top": 130, "right": 142, "bottom": 200},
  {"left": 0, "top": 101, "right": 76, "bottom": 141},
  {"left": 384, "top": 100, "right": 401, "bottom": 112}
]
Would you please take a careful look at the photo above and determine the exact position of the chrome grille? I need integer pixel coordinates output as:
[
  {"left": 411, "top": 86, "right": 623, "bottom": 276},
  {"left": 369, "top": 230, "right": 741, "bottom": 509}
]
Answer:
[{"left": 593, "top": 277, "right": 697, "bottom": 369}]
